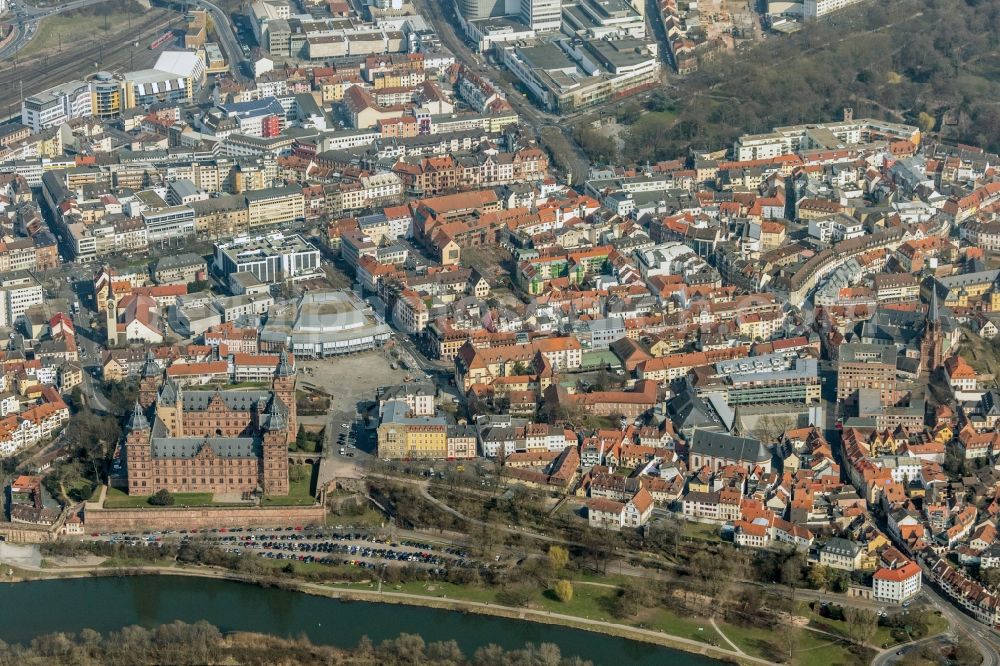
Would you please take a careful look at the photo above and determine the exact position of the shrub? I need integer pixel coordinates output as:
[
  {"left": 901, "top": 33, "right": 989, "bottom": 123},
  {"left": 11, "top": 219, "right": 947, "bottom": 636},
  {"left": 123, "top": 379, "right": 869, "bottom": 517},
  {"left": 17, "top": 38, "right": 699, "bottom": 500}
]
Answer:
[{"left": 149, "top": 489, "right": 174, "bottom": 506}]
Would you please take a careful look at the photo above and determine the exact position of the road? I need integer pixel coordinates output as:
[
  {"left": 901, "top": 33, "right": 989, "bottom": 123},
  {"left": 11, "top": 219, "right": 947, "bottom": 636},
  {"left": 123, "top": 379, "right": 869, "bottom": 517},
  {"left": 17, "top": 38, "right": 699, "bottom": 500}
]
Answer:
[
  {"left": 920, "top": 583, "right": 1000, "bottom": 666},
  {"left": 871, "top": 633, "right": 952, "bottom": 666},
  {"left": 865, "top": 501, "right": 1000, "bottom": 666},
  {"left": 188, "top": 0, "right": 246, "bottom": 74},
  {"left": 413, "top": 0, "right": 591, "bottom": 182}
]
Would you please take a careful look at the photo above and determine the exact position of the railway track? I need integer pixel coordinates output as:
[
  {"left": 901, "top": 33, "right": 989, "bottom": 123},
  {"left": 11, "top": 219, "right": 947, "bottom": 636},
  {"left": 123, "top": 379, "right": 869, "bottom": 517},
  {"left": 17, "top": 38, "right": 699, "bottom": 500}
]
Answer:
[{"left": 0, "top": 11, "right": 174, "bottom": 111}]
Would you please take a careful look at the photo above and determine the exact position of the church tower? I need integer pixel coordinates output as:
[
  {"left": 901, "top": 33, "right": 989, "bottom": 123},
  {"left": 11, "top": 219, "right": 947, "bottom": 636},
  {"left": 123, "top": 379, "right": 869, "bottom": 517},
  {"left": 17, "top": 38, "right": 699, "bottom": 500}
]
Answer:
[
  {"left": 920, "top": 293, "right": 944, "bottom": 373},
  {"left": 105, "top": 281, "right": 119, "bottom": 346},
  {"left": 125, "top": 402, "right": 152, "bottom": 495},
  {"left": 138, "top": 350, "right": 161, "bottom": 409},
  {"left": 272, "top": 350, "right": 296, "bottom": 444}
]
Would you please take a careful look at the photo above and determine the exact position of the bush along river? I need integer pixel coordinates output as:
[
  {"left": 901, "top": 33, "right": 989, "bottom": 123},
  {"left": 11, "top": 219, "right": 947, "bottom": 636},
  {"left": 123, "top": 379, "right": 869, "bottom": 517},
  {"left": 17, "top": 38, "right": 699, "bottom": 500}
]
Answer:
[{"left": 0, "top": 576, "right": 724, "bottom": 665}]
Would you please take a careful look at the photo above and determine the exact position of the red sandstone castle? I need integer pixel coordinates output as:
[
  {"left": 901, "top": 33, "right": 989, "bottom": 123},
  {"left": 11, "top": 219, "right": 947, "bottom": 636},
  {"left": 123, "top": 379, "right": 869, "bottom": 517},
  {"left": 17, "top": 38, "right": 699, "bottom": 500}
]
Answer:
[{"left": 124, "top": 351, "right": 295, "bottom": 496}]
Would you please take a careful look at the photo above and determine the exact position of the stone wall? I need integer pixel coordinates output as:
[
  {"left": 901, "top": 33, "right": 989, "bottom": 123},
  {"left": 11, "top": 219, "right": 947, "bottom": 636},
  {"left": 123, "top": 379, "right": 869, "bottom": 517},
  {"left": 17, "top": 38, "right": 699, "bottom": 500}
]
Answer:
[
  {"left": 0, "top": 523, "right": 57, "bottom": 543},
  {"left": 84, "top": 504, "right": 326, "bottom": 532}
]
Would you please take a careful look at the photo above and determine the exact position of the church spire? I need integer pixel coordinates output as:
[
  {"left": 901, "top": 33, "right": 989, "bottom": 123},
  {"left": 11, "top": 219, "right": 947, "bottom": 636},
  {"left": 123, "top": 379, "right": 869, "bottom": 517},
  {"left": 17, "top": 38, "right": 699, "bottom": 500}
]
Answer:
[
  {"left": 929, "top": 290, "right": 940, "bottom": 324},
  {"left": 730, "top": 403, "right": 743, "bottom": 437}
]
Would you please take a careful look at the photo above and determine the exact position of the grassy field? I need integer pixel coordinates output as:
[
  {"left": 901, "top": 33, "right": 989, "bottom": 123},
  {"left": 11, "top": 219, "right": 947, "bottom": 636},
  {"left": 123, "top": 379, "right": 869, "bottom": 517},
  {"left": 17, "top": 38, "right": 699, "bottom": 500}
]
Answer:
[
  {"left": 681, "top": 520, "right": 724, "bottom": 542},
  {"left": 103, "top": 487, "right": 215, "bottom": 509},
  {"left": 372, "top": 578, "right": 861, "bottom": 663},
  {"left": 19, "top": 12, "right": 116, "bottom": 59}
]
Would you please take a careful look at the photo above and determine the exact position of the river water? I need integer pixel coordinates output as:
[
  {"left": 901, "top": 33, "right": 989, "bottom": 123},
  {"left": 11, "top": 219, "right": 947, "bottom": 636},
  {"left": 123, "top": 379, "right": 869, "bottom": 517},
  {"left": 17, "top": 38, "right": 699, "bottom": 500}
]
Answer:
[{"left": 0, "top": 576, "right": 722, "bottom": 665}]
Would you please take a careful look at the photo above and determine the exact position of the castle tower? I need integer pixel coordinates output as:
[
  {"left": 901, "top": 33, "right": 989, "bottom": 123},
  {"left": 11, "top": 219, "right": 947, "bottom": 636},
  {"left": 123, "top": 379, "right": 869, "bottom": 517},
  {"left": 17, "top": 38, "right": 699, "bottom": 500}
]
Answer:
[
  {"left": 125, "top": 402, "right": 152, "bottom": 495},
  {"left": 261, "top": 398, "right": 290, "bottom": 495},
  {"left": 157, "top": 376, "right": 183, "bottom": 436},
  {"left": 921, "top": 293, "right": 944, "bottom": 373},
  {"left": 272, "top": 350, "right": 296, "bottom": 444},
  {"left": 138, "top": 350, "right": 161, "bottom": 409}
]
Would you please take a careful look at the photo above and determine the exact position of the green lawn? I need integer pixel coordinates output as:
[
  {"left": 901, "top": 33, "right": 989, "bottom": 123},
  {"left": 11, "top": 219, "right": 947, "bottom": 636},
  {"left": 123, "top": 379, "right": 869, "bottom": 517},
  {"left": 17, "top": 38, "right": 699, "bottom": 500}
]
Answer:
[
  {"left": 262, "top": 464, "right": 317, "bottom": 506},
  {"left": 325, "top": 508, "right": 386, "bottom": 527},
  {"left": 794, "top": 630, "right": 871, "bottom": 666},
  {"left": 681, "top": 520, "right": 723, "bottom": 542},
  {"left": 390, "top": 580, "right": 499, "bottom": 603},
  {"left": 103, "top": 487, "right": 215, "bottom": 509},
  {"left": 535, "top": 581, "right": 618, "bottom": 619},
  {"left": 643, "top": 607, "right": 722, "bottom": 646},
  {"left": 639, "top": 110, "right": 679, "bottom": 125},
  {"left": 717, "top": 621, "right": 784, "bottom": 658}
]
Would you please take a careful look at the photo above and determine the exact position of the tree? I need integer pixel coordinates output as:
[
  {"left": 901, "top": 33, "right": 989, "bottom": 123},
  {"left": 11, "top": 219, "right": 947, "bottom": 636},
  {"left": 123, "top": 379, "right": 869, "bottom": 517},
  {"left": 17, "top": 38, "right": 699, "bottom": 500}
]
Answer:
[
  {"left": 953, "top": 641, "right": 984, "bottom": 666},
  {"left": 843, "top": 607, "right": 878, "bottom": 645},
  {"left": 547, "top": 545, "right": 569, "bottom": 572},
  {"left": 149, "top": 489, "right": 174, "bottom": 506},
  {"left": 918, "top": 111, "right": 936, "bottom": 133},
  {"left": 981, "top": 566, "right": 1000, "bottom": 590},
  {"left": 808, "top": 564, "right": 830, "bottom": 590},
  {"left": 611, "top": 578, "right": 655, "bottom": 618},
  {"left": 289, "top": 464, "right": 308, "bottom": 484},
  {"left": 616, "top": 102, "right": 642, "bottom": 125},
  {"left": 779, "top": 625, "right": 801, "bottom": 662},
  {"left": 572, "top": 126, "right": 617, "bottom": 164},
  {"left": 553, "top": 579, "right": 574, "bottom": 603},
  {"left": 294, "top": 425, "right": 307, "bottom": 450},
  {"left": 751, "top": 413, "right": 794, "bottom": 443},
  {"left": 497, "top": 585, "right": 534, "bottom": 607}
]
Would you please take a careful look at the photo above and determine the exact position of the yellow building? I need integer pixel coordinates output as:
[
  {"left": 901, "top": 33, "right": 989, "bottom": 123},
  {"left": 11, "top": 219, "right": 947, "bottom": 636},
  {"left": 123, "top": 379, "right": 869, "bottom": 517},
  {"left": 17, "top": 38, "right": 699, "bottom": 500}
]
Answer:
[
  {"left": 405, "top": 425, "right": 448, "bottom": 458},
  {"left": 91, "top": 71, "right": 125, "bottom": 120},
  {"left": 376, "top": 400, "right": 448, "bottom": 459}
]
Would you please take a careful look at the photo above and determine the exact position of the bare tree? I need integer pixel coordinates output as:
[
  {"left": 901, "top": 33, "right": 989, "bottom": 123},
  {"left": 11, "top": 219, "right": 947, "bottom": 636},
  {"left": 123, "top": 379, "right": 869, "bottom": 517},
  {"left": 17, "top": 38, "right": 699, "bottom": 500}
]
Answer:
[{"left": 844, "top": 607, "right": 879, "bottom": 646}]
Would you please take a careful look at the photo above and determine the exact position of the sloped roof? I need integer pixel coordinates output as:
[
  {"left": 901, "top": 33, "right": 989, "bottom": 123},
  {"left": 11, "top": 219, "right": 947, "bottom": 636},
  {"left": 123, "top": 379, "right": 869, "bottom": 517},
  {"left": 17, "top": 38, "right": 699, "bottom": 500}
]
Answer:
[{"left": 690, "top": 428, "right": 770, "bottom": 463}]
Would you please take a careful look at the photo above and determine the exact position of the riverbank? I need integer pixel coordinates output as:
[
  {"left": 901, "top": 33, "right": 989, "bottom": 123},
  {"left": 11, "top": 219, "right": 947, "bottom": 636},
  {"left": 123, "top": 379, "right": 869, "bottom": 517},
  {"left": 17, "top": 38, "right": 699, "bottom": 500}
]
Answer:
[{"left": 0, "top": 560, "right": 756, "bottom": 665}]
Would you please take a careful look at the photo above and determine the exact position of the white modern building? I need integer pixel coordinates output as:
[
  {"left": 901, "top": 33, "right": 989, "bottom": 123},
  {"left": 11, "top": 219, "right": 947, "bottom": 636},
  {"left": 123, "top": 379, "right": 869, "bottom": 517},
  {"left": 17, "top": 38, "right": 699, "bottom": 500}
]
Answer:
[
  {"left": 214, "top": 232, "right": 321, "bottom": 285},
  {"left": 21, "top": 80, "right": 93, "bottom": 133},
  {"left": 0, "top": 272, "right": 43, "bottom": 328},
  {"left": 520, "top": 0, "right": 561, "bottom": 31},
  {"left": 803, "top": 0, "right": 864, "bottom": 19}
]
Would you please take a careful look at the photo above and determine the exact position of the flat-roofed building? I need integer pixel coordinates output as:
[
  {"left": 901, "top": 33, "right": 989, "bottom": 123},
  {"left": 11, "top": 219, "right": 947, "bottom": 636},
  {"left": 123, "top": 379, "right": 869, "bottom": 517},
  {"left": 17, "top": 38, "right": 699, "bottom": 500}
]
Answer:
[
  {"left": 21, "top": 80, "right": 93, "bottom": 133},
  {"left": 260, "top": 290, "right": 392, "bottom": 357},
  {"left": 244, "top": 185, "right": 304, "bottom": 228},
  {"left": 837, "top": 342, "right": 899, "bottom": 405},
  {"left": 498, "top": 37, "right": 659, "bottom": 112},
  {"left": 214, "top": 231, "right": 320, "bottom": 285}
]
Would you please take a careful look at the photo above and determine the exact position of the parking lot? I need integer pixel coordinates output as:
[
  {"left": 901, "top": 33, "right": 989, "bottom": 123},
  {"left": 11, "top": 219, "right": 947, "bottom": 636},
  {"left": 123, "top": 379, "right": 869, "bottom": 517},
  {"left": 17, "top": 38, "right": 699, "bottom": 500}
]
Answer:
[
  {"left": 210, "top": 530, "right": 469, "bottom": 571},
  {"left": 86, "top": 527, "right": 473, "bottom": 573}
]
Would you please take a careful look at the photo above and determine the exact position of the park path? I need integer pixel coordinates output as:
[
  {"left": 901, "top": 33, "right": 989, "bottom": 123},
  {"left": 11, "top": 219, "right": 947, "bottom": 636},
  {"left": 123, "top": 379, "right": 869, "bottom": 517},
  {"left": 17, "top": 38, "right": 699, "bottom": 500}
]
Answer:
[{"left": 711, "top": 616, "right": 744, "bottom": 654}]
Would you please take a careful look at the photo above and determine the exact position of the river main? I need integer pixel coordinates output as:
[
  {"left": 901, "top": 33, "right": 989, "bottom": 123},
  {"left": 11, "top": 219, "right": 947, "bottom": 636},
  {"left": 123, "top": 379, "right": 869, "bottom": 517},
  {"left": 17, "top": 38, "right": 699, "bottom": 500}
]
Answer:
[{"left": 0, "top": 576, "right": 723, "bottom": 665}]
